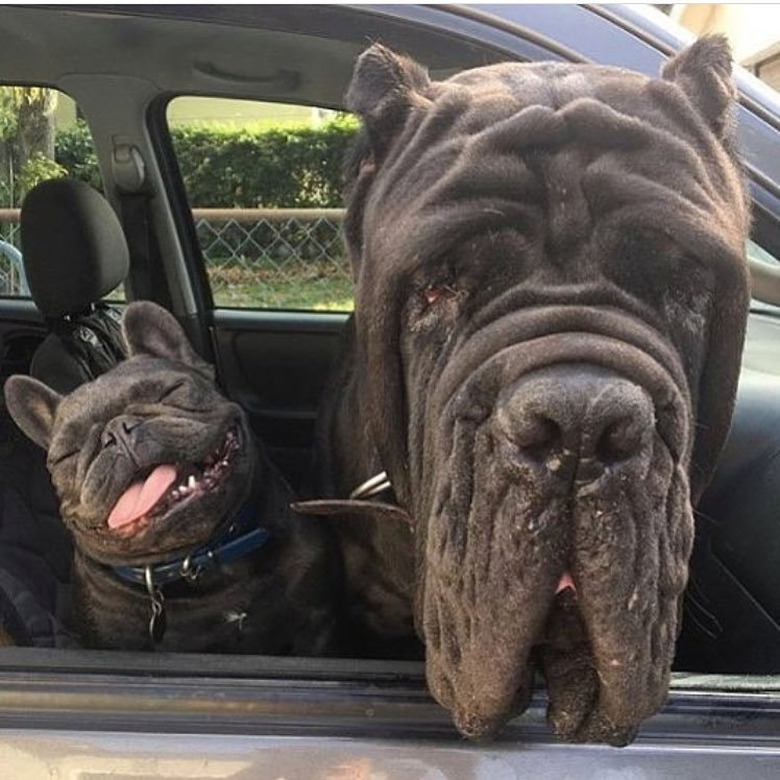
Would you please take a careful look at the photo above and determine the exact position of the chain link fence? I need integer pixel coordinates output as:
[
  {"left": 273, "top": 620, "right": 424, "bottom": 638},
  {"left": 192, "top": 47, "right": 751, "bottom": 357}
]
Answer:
[
  {"left": 0, "top": 208, "right": 354, "bottom": 310},
  {"left": 193, "top": 208, "right": 353, "bottom": 311},
  {"left": 0, "top": 211, "right": 24, "bottom": 296}
]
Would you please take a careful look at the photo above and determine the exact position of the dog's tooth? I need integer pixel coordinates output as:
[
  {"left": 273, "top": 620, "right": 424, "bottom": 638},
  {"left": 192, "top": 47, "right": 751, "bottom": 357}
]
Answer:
[
  {"left": 188, "top": 475, "right": 198, "bottom": 489},
  {"left": 171, "top": 488, "right": 181, "bottom": 500}
]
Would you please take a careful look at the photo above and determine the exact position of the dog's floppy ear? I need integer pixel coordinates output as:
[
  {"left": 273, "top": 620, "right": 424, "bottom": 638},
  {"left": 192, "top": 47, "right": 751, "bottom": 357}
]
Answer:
[
  {"left": 4, "top": 375, "right": 62, "bottom": 449},
  {"left": 346, "top": 43, "right": 433, "bottom": 171},
  {"left": 121, "top": 301, "right": 215, "bottom": 380},
  {"left": 662, "top": 34, "right": 736, "bottom": 143},
  {"left": 344, "top": 44, "right": 433, "bottom": 271}
]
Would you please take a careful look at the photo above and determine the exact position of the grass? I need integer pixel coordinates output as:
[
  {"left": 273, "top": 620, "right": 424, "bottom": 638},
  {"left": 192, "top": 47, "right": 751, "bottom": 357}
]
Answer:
[{"left": 208, "top": 260, "right": 354, "bottom": 311}]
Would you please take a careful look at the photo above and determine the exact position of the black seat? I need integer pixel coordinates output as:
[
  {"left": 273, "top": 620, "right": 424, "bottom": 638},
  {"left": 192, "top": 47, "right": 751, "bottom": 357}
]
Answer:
[
  {"left": 677, "top": 369, "right": 780, "bottom": 674},
  {"left": 0, "top": 178, "right": 132, "bottom": 647},
  {"left": 20, "top": 178, "right": 129, "bottom": 394}
]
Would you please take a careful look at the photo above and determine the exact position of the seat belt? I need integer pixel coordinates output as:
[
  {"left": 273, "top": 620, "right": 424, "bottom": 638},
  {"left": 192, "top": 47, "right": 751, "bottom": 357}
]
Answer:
[
  {"left": 111, "top": 143, "right": 163, "bottom": 304},
  {"left": 119, "top": 191, "right": 155, "bottom": 301}
]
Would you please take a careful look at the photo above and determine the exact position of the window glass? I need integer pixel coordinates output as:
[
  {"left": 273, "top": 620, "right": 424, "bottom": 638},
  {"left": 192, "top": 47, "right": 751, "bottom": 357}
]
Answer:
[
  {"left": 0, "top": 86, "right": 115, "bottom": 298},
  {"left": 167, "top": 97, "right": 355, "bottom": 312},
  {"left": 748, "top": 238, "right": 780, "bottom": 320},
  {"left": 748, "top": 238, "right": 780, "bottom": 268}
]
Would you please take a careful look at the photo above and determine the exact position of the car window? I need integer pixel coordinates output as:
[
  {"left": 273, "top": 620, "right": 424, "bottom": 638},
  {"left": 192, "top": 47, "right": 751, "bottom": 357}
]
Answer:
[
  {"left": 748, "top": 238, "right": 780, "bottom": 319},
  {"left": 748, "top": 238, "right": 779, "bottom": 269},
  {"left": 167, "top": 97, "right": 355, "bottom": 312},
  {"left": 0, "top": 85, "right": 118, "bottom": 299}
]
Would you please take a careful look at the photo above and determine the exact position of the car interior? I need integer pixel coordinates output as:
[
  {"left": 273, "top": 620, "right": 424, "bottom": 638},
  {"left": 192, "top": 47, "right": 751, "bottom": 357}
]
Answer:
[{"left": 0, "top": 4, "right": 777, "bottom": 681}]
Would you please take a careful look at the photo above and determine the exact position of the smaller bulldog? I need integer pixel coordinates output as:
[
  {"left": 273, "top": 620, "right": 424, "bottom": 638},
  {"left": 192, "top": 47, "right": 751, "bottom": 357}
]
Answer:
[{"left": 4, "top": 301, "right": 336, "bottom": 654}]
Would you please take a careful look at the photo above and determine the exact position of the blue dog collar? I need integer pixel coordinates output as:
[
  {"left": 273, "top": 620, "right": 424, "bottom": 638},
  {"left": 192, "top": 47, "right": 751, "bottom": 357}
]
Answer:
[{"left": 111, "top": 499, "right": 270, "bottom": 590}]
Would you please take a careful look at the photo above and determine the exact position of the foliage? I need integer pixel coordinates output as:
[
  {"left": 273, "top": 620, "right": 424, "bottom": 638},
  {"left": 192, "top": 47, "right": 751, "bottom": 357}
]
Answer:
[
  {"left": 0, "top": 86, "right": 60, "bottom": 204},
  {"left": 54, "top": 120, "right": 102, "bottom": 191},
  {"left": 168, "top": 113, "right": 359, "bottom": 208},
  {"left": 15, "top": 152, "right": 67, "bottom": 198},
  {"left": 54, "top": 113, "right": 361, "bottom": 208},
  {"left": 0, "top": 89, "right": 18, "bottom": 141}
]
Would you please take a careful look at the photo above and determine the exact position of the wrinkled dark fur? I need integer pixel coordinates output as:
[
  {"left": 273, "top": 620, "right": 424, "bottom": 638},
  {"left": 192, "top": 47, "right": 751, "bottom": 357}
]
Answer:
[
  {"left": 314, "top": 37, "right": 750, "bottom": 743},
  {"left": 5, "top": 301, "right": 337, "bottom": 655}
]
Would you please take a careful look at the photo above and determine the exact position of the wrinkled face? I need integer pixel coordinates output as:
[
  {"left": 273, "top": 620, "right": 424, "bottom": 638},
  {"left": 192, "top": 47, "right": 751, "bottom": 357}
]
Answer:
[
  {"left": 45, "top": 357, "right": 256, "bottom": 565},
  {"left": 402, "top": 239, "right": 697, "bottom": 746},
  {"left": 345, "top": 43, "right": 750, "bottom": 743},
  {"left": 4, "top": 302, "right": 258, "bottom": 568}
]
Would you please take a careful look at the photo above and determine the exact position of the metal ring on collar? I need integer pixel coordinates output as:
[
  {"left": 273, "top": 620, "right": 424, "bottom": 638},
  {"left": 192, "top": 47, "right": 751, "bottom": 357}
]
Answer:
[
  {"left": 180, "top": 555, "right": 202, "bottom": 583},
  {"left": 349, "top": 471, "right": 392, "bottom": 500}
]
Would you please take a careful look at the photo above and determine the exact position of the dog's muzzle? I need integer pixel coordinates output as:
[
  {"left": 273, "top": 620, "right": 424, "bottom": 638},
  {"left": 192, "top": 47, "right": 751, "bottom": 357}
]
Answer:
[{"left": 413, "top": 309, "right": 695, "bottom": 744}]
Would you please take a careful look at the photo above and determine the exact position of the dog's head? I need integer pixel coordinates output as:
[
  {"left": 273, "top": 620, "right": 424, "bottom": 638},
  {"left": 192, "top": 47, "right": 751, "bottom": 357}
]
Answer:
[
  {"left": 4, "top": 302, "right": 257, "bottom": 566},
  {"left": 344, "top": 38, "right": 750, "bottom": 743}
]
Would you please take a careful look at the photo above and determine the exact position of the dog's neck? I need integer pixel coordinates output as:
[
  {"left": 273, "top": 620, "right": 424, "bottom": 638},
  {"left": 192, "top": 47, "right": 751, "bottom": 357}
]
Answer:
[
  {"left": 90, "top": 494, "right": 271, "bottom": 645},
  {"left": 108, "top": 496, "right": 269, "bottom": 590}
]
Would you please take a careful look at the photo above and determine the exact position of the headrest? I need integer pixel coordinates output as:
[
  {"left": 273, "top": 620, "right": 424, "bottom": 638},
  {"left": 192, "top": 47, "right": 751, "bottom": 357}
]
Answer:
[{"left": 20, "top": 178, "right": 129, "bottom": 319}]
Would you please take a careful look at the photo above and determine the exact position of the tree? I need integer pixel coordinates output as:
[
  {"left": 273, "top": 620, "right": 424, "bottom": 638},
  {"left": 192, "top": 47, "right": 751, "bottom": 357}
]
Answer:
[{"left": 0, "top": 86, "right": 65, "bottom": 207}]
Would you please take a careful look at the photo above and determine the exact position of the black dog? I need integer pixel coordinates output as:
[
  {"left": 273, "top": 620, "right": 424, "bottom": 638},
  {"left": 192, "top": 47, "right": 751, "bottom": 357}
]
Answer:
[
  {"left": 5, "top": 301, "right": 337, "bottom": 654},
  {"left": 306, "top": 37, "right": 751, "bottom": 743}
]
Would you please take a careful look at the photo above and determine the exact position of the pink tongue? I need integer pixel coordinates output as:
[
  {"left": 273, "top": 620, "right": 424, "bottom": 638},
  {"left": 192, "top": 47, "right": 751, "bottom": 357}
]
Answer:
[
  {"left": 556, "top": 572, "right": 577, "bottom": 595},
  {"left": 107, "top": 464, "right": 178, "bottom": 530}
]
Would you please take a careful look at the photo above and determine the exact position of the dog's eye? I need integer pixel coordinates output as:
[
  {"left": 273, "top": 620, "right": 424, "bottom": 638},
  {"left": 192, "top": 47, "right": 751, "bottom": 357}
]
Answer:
[
  {"left": 158, "top": 379, "right": 188, "bottom": 404},
  {"left": 407, "top": 281, "right": 467, "bottom": 333},
  {"left": 49, "top": 448, "right": 78, "bottom": 466},
  {"left": 421, "top": 284, "right": 462, "bottom": 307}
]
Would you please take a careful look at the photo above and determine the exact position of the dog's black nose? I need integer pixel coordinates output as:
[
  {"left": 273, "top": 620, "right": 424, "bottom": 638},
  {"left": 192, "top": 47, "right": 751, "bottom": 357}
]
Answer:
[{"left": 494, "top": 364, "right": 654, "bottom": 482}]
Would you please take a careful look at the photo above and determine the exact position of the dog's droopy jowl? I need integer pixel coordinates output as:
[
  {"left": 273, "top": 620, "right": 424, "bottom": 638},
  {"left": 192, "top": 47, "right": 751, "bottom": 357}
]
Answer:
[
  {"left": 5, "top": 301, "right": 336, "bottom": 654},
  {"left": 311, "top": 37, "right": 751, "bottom": 744}
]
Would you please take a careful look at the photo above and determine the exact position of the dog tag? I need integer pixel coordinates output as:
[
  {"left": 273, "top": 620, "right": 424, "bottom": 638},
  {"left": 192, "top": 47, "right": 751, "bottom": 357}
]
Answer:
[
  {"left": 149, "top": 597, "right": 167, "bottom": 643},
  {"left": 144, "top": 566, "right": 167, "bottom": 643}
]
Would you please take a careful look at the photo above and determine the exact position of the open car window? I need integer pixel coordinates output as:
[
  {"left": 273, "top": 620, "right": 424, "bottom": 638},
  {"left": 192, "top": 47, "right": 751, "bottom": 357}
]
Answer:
[{"left": 166, "top": 97, "right": 354, "bottom": 312}]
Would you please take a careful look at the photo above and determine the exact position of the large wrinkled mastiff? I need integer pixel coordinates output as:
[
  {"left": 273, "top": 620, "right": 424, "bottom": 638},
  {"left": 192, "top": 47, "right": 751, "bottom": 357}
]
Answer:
[{"left": 309, "top": 37, "right": 750, "bottom": 744}]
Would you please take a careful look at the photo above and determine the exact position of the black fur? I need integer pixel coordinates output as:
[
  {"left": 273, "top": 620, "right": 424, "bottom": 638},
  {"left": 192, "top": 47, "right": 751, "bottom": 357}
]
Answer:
[
  {"left": 5, "top": 302, "right": 337, "bottom": 654},
  {"left": 313, "top": 38, "right": 750, "bottom": 743}
]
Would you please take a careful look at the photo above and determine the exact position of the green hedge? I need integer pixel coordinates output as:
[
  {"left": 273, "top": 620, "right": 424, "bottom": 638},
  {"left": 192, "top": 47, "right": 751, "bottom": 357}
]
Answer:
[
  {"left": 55, "top": 115, "right": 360, "bottom": 208},
  {"left": 54, "top": 122, "right": 103, "bottom": 192}
]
